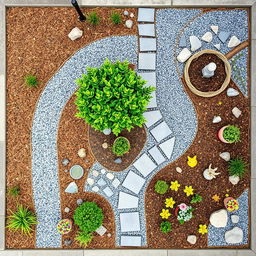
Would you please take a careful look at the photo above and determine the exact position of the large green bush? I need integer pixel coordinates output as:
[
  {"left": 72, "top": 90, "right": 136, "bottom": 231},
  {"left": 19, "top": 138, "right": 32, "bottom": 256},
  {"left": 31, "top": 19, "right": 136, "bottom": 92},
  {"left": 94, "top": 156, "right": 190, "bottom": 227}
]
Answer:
[{"left": 75, "top": 59, "right": 155, "bottom": 136}]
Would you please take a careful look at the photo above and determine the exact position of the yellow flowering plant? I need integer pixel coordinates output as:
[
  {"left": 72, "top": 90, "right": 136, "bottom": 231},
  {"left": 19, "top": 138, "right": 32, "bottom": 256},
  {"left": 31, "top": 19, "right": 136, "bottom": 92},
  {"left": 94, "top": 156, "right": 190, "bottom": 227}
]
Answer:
[
  {"left": 184, "top": 186, "right": 194, "bottom": 196},
  {"left": 198, "top": 224, "right": 208, "bottom": 234},
  {"left": 165, "top": 197, "right": 176, "bottom": 208},
  {"left": 170, "top": 181, "right": 180, "bottom": 191},
  {"left": 160, "top": 209, "right": 171, "bottom": 219}
]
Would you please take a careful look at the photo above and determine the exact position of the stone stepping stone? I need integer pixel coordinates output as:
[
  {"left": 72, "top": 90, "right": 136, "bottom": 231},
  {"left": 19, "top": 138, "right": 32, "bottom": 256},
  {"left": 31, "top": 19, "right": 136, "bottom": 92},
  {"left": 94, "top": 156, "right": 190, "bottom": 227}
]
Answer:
[
  {"left": 65, "top": 181, "right": 78, "bottom": 193},
  {"left": 148, "top": 146, "right": 166, "bottom": 165},
  {"left": 143, "top": 110, "right": 162, "bottom": 127},
  {"left": 138, "top": 8, "right": 155, "bottom": 22},
  {"left": 133, "top": 153, "right": 157, "bottom": 177},
  {"left": 97, "top": 178, "right": 107, "bottom": 187},
  {"left": 112, "top": 178, "right": 120, "bottom": 188},
  {"left": 121, "top": 236, "right": 142, "bottom": 246},
  {"left": 218, "top": 31, "right": 231, "bottom": 43},
  {"left": 103, "top": 186, "right": 113, "bottom": 197},
  {"left": 137, "top": 72, "right": 156, "bottom": 87},
  {"left": 122, "top": 171, "right": 145, "bottom": 194},
  {"left": 159, "top": 137, "right": 175, "bottom": 159},
  {"left": 120, "top": 212, "right": 140, "bottom": 232},
  {"left": 150, "top": 121, "right": 172, "bottom": 142},
  {"left": 118, "top": 191, "right": 139, "bottom": 209},
  {"left": 138, "top": 53, "right": 156, "bottom": 70},
  {"left": 138, "top": 24, "right": 155, "bottom": 37},
  {"left": 139, "top": 38, "right": 156, "bottom": 52}
]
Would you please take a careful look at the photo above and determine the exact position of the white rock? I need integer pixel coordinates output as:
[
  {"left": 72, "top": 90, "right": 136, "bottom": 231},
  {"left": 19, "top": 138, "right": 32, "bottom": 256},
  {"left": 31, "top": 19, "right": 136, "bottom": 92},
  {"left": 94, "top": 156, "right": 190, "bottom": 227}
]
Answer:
[
  {"left": 65, "top": 182, "right": 78, "bottom": 193},
  {"left": 189, "top": 36, "right": 202, "bottom": 51},
  {"left": 92, "top": 186, "right": 99, "bottom": 192},
  {"left": 228, "top": 36, "right": 241, "bottom": 48},
  {"left": 232, "top": 107, "right": 242, "bottom": 118},
  {"left": 106, "top": 173, "right": 114, "bottom": 180},
  {"left": 103, "top": 128, "right": 111, "bottom": 135},
  {"left": 123, "top": 10, "right": 129, "bottom": 16},
  {"left": 225, "top": 227, "right": 243, "bottom": 244},
  {"left": 176, "top": 167, "right": 182, "bottom": 173},
  {"left": 219, "top": 152, "right": 230, "bottom": 161},
  {"left": 87, "top": 178, "right": 94, "bottom": 185},
  {"left": 214, "top": 43, "right": 221, "bottom": 50},
  {"left": 125, "top": 19, "right": 133, "bottom": 29},
  {"left": 64, "top": 207, "right": 70, "bottom": 213},
  {"left": 101, "top": 169, "right": 106, "bottom": 174},
  {"left": 231, "top": 215, "right": 239, "bottom": 224},
  {"left": 229, "top": 175, "right": 240, "bottom": 185},
  {"left": 68, "top": 27, "right": 83, "bottom": 41},
  {"left": 130, "top": 13, "right": 134, "bottom": 18},
  {"left": 92, "top": 170, "right": 99, "bottom": 177},
  {"left": 95, "top": 225, "right": 107, "bottom": 236},
  {"left": 210, "top": 209, "right": 228, "bottom": 228},
  {"left": 177, "top": 48, "right": 192, "bottom": 63},
  {"left": 201, "top": 32, "right": 213, "bottom": 43},
  {"left": 227, "top": 88, "right": 239, "bottom": 97},
  {"left": 212, "top": 116, "right": 221, "bottom": 123},
  {"left": 210, "top": 25, "right": 218, "bottom": 34},
  {"left": 187, "top": 235, "right": 197, "bottom": 245},
  {"left": 78, "top": 148, "right": 86, "bottom": 158}
]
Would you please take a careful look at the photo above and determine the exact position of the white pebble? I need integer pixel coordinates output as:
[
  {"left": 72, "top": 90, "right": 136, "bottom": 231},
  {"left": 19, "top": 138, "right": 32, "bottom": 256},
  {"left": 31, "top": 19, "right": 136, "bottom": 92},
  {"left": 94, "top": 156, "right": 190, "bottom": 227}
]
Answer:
[
  {"left": 212, "top": 116, "right": 221, "bottom": 123},
  {"left": 176, "top": 167, "right": 182, "bottom": 173},
  {"left": 87, "top": 178, "right": 94, "bottom": 185},
  {"left": 232, "top": 107, "right": 242, "bottom": 118},
  {"left": 92, "top": 170, "right": 99, "bottom": 177},
  {"left": 106, "top": 173, "right": 114, "bottom": 180}
]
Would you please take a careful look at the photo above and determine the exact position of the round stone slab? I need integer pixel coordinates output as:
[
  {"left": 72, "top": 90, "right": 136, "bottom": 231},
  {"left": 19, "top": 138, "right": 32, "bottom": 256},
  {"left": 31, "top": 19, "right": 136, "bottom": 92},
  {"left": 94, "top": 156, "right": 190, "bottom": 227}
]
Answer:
[{"left": 70, "top": 165, "right": 84, "bottom": 180}]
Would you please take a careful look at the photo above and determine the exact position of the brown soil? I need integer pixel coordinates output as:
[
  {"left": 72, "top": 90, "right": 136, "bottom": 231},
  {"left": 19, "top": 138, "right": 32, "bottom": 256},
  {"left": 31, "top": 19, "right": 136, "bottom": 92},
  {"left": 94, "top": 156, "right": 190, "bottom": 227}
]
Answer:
[
  {"left": 89, "top": 126, "right": 147, "bottom": 172},
  {"left": 6, "top": 6, "right": 137, "bottom": 249},
  {"left": 188, "top": 53, "right": 226, "bottom": 92},
  {"left": 145, "top": 79, "right": 250, "bottom": 249}
]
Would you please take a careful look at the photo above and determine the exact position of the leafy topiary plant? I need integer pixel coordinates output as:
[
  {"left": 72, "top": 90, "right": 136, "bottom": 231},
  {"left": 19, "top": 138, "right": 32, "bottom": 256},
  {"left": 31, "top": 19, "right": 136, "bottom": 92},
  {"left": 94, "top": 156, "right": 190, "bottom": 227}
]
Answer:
[
  {"left": 110, "top": 12, "right": 122, "bottom": 24},
  {"left": 190, "top": 194, "right": 203, "bottom": 204},
  {"left": 112, "top": 136, "right": 130, "bottom": 156},
  {"left": 75, "top": 59, "right": 154, "bottom": 136},
  {"left": 155, "top": 180, "right": 168, "bottom": 195},
  {"left": 223, "top": 125, "right": 240, "bottom": 143},
  {"left": 8, "top": 186, "right": 20, "bottom": 197},
  {"left": 24, "top": 74, "right": 38, "bottom": 88},
  {"left": 228, "top": 157, "right": 248, "bottom": 178},
  {"left": 75, "top": 231, "right": 93, "bottom": 248},
  {"left": 73, "top": 202, "right": 103, "bottom": 233},
  {"left": 87, "top": 11, "right": 100, "bottom": 25},
  {"left": 160, "top": 221, "right": 172, "bottom": 233}
]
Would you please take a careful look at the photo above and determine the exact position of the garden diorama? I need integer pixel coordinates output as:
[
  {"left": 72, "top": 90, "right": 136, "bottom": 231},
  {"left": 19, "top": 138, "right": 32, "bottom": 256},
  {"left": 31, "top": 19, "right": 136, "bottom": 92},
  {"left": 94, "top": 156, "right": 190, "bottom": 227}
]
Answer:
[{"left": 6, "top": 5, "right": 251, "bottom": 249}]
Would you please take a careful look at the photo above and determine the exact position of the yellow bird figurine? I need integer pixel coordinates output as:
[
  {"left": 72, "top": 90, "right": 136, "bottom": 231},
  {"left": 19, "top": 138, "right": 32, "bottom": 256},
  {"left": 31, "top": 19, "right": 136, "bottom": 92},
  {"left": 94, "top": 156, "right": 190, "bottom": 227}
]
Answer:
[{"left": 187, "top": 156, "right": 198, "bottom": 167}]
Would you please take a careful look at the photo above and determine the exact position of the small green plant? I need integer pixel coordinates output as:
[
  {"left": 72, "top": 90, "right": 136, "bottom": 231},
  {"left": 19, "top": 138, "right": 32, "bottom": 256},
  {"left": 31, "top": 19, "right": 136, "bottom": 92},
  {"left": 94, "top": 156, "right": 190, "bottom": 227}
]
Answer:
[
  {"left": 24, "top": 74, "right": 38, "bottom": 88},
  {"left": 112, "top": 137, "right": 130, "bottom": 156},
  {"left": 87, "top": 11, "right": 100, "bottom": 25},
  {"left": 73, "top": 201, "right": 103, "bottom": 233},
  {"left": 160, "top": 221, "right": 172, "bottom": 233},
  {"left": 228, "top": 157, "right": 248, "bottom": 178},
  {"left": 75, "top": 231, "right": 93, "bottom": 248},
  {"left": 110, "top": 12, "right": 122, "bottom": 24},
  {"left": 8, "top": 186, "right": 20, "bottom": 197},
  {"left": 223, "top": 125, "right": 240, "bottom": 143},
  {"left": 155, "top": 180, "right": 168, "bottom": 195},
  {"left": 7, "top": 205, "right": 37, "bottom": 236},
  {"left": 190, "top": 194, "right": 203, "bottom": 204}
]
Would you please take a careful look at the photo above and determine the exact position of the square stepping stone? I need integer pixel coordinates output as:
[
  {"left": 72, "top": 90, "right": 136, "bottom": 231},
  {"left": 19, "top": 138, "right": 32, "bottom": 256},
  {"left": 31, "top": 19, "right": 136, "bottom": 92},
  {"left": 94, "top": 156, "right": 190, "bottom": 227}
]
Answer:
[
  {"left": 112, "top": 178, "right": 120, "bottom": 188},
  {"left": 97, "top": 178, "right": 107, "bottom": 187},
  {"left": 143, "top": 110, "right": 162, "bottom": 127},
  {"left": 159, "top": 137, "right": 175, "bottom": 159},
  {"left": 95, "top": 225, "right": 107, "bottom": 236},
  {"left": 121, "top": 236, "right": 142, "bottom": 246},
  {"left": 139, "top": 38, "right": 156, "bottom": 52},
  {"left": 148, "top": 146, "right": 166, "bottom": 165},
  {"left": 138, "top": 8, "right": 155, "bottom": 22},
  {"left": 147, "top": 91, "right": 157, "bottom": 108},
  {"left": 138, "top": 53, "right": 156, "bottom": 70},
  {"left": 120, "top": 212, "right": 140, "bottom": 232},
  {"left": 103, "top": 186, "right": 113, "bottom": 197},
  {"left": 122, "top": 171, "right": 145, "bottom": 194},
  {"left": 137, "top": 72, "right": 156, "bottom": 87},
  {"left": 138, "top": 24, "right": 155, "bottom": 37},
  {"left": 150, "top": 121, "right": 172, "bottom": 142},
  {"left": 133, "top": 153, "right": 157, "bottom": 177},
  {"left": 118, "top": 191, "right": 139, "bottom": 209}
]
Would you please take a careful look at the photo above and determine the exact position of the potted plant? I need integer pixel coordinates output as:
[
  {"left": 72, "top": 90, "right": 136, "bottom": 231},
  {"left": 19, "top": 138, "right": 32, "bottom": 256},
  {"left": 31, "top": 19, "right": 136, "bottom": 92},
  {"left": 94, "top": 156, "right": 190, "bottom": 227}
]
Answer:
[
  {"left": 112, "top": 137, "right": 130, "bottom": 157},
  {"left": 174, "top": 203, "right": 194, "bottom": 224},
  {"left": 218, "top": 125, "right": 240, "bottom": 143},
  {"left": 57, "top": 219, "right": 72, "bottom": 235},
  {"left": 224, "top": 197, "right": 239, "bottom": 212}
]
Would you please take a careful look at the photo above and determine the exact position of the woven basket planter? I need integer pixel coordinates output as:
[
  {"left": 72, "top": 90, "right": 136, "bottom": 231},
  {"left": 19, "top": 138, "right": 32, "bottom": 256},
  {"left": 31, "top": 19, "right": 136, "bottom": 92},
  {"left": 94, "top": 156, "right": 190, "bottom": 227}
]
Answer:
[{"left": 184, "top": 49, "right": 231, "bottom": 97}]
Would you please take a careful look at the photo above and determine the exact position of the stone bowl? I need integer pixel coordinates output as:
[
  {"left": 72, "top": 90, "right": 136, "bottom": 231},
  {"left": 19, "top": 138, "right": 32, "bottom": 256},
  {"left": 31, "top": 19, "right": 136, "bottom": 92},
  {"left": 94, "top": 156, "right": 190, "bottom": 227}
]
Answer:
[{"left": 70, "top": 165, "right": 84, "bottom": 180}]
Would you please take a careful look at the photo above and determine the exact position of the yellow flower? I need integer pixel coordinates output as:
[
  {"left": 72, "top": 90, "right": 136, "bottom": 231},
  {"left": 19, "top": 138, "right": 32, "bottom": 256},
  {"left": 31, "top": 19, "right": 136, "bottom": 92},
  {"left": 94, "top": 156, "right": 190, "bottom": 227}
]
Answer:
[
  {"left": 165, "top": 197, "right": 176, "bottom": 208},
  {"left": 212, "top": 194, "right": 220, "bottom": 202},
  {"left": 218, "top": 101, "right": 222, "bottom": 105},
  {"left": 170, "top": 180, "right": 180, "bottom": 191},
  {"left": 198, "top": 224, "right": 208, "bottom": 234},
  {"left": 184, "top": 186, "right": 194, "bottom": 196},
  {"left": 160, "top": 209, "right": 171, "bottom": 219}
]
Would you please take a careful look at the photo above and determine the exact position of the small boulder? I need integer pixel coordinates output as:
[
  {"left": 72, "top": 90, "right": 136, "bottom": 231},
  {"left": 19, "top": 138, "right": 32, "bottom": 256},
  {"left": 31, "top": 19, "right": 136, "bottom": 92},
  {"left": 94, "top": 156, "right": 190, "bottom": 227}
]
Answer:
[
  {"left": 78, "top": 148, "right": 86, "bottom": 158},
  {"left": 103, "top": 128, "right": 111, "bottom": 135},
  {"left": 187, "top": 235, "right": 197, "bottom": 245},
  {"left": 229, "top": 175, "right": 240, "bottom": 185},
  {"left": 176, "top": 167, "right": 182, "bottom": 173},
  {"left": 210, "top": 209, "right": 228, "bottom": 228},
  {"left": 228, "top": 36, "right": 241, "bottom": 48},
  {"left": 77, "top": 199, "right": 83, "bottom": 205},
  {"left": 114, "top": 158, "right": 122, "bottom": 164},
  {"left": 62, "top": 158, "right": 69, "bottom": 166},
  {"left": 219, "top": 152, "right": 230, "bottom": 161},
  {"left": 227, "top": 88, "right": 239, "bottom": 97},
  {"left": 212, "top": 116, "right": 221, "bottom": 123},
  {"left": 68, "top": 27, "right": 83, "bottom": 41},
  {"left": 177, "top": 48, "right": 192, "bottom": 63},
  {"left": 64, "top": 239, "right": 72, "bottom": 246},
  {"left": 125, "top": 20, "right": 133, "bottom": 29},
  {"left": 64, "top": 207, "right": 70, "bottom": 213},
  {"left": 189, "top": 35, "right": 202, "bottom": 51},
  {"left": 232, "top": 107, "right": 242, "bottom": 118},
  {"left": 201, "top": 32, "right": 212, "bottom": 43},
  {"left": 231, "top": 215, "right": 239, "bottom": 224},
  {"left": 225, "top": 227, "right": 243, "bottom": 244},
  {"left": 65, "top": 182, "right": 78, "bottom": 193}
]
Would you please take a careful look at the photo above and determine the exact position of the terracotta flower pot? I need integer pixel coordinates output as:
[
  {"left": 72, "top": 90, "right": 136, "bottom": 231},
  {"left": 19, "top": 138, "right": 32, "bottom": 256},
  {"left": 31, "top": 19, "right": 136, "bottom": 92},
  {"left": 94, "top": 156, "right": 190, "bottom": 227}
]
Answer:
[
  {"left": 57, "top": 218, "right": 72, "bottom": 235},
  {"left": 224, "top": 197, "right": 239, "bottom": 212},
  {"left": 174, "top": 207, "right": 180, "bottom": 217},
  {"left": 218, "top": 125, "right": 232, "bottom": 143}
]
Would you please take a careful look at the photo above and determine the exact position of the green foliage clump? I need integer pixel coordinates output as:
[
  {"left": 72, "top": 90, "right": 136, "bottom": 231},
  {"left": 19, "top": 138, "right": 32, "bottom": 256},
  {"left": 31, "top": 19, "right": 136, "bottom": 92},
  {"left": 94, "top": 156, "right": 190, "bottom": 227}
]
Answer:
[
  {"left": 75, "top": 231, "right": 93, "bottom": 248},
  {"left": 24, "top": 74, "right": 38, "bottom": 88},
  {"left": 160, "top": 221, "right": 172, "bottom": 233},
  {"left": 110, "top": 12, "right": 122, "bottom": 24},
  {"left": 223, "top": 125, "right": 240, "bottom": 143},
  {"left": 155, "top": 180, "right": 168, "bottom": 195},
  {"left": 75, "top": 59, "right": 154, "bottom": 136},
  {"left": 112, "top": 137, "right": 130, "bottom": 156},
  {"left": 73, "top": 202, "right": 103, "bottom": 233},
  {"left": 228, "top": 157, "right": 248, "bottom": 178},
  {"left": 8, "top": 186, "right": 20, "bottom": 197},
  {"left": 87, "top": 11, "right": 100, "bottom": 25},
  {"left": 190, "top": 194, "right": 203, "bottom": 204},
  {"left": 7, "top": 205, "right": 37, "bottom": 236}
]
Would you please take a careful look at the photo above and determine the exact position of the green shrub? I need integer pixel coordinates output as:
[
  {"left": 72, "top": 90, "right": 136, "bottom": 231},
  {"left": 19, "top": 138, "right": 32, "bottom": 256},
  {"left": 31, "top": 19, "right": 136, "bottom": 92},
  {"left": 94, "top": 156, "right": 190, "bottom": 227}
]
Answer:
[
  {"left": 190, "top": 194, "right": 203, "bottom": 204},
  {"left": 228, "top": 157, "right": 248, "bottom": 178},
  {"left": 75, "top": 231, "right": 93, "bottom": 248},
  {"left": 112, "top": 137, "right": 130, "bottom": 156},
  {"left": 155, "top": 180, "right": 168, "bottom": 194},
  {"left": 110, "top": 12, "right": 122, "bottom": 24},
  {"left": 73, "top": 201, "right": 103, "bottom": 233},
  {"left": 160, "top": 221, "right": 172, "bottom": 233},
  {"left": 8, "top": 186, "right": 20, "bottom": 197},
  {"left": 223, "top": 125, "right": 240, "bottom": 143},
  {"left": 7, "top": 205, "right": 37, "bottom": 236},
  {"left": 24, "top": 74, "right": 38, "bottom": 88},
  {"left": 75, "top": 59, "right": 154, "bottom": 136},
  {"left": 87, "top": 11, "right": 100, "bottom": 25}
]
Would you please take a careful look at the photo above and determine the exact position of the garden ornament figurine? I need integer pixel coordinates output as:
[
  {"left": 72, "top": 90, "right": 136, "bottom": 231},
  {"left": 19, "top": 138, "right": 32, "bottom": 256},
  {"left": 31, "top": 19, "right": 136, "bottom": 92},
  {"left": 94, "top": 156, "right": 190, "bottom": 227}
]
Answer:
[
  {"left": 187, "top": 155, "right": 198, "bottom": 167},
  {"left": 202, "top": 62, "right": 216, "bottom": 78}
]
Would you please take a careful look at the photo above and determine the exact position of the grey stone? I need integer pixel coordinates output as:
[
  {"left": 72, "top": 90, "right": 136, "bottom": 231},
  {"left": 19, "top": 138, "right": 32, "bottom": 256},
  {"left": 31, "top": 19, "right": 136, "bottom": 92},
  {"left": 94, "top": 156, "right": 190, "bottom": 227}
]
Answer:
[
  {"left": 118, "top": 191, "right": 139, "bottom": 209},
  {"left": 138, "top": 24, "right": 155, "bottom": 37},
  {"left": 138, "top": 53, "right": 156, "bottom": 70},
  {"left": 114, "top": 158, "right": 122, "bottom": 164},
  {"left": 122, "top": 171, "right": 145, "bottom": 194},
  {"left": 65, "top": 182, "right": 78, "bottom": 193},
  {"left": 123, "top": 10, "right": 129, "bottom": 16},
  {"left": 103, "top": 128, "right": 111, "bottom": 135},
  {"left": 112, "top": 178, "right": 120, "bottom": 188},
  {"left": 125, "top": 19, "right": 133, "bottom": 29},
  {"left": 103, "top": 186, "right": 113, "bottom": 197},
  {"left": 143, "top": 110, "right": 162, "bottom": 127},
  {"left": 120, "top": 212, "right": 140, "bottom": 232},
  {"left": 64, "top": 239, "right": 72, "bottom": 246},
  {"left": 133, "top": 153, "right": 157, "bottom": 177},
  {"left": 120, "top": 236, "right": 142, "bottom": 246},
  {"left": 227, "top": 88, "right": 239, "bottom": 97},
  {"left": 179, "top": 34, "right": 186, "bottom": 47},
  {"left": 218, "top": 31, "right": 231, "bottom": 43},
  {"left": 159, "top": 137, "right": 175, "bottom": 159},
  {"left": 97, "top": 178, "right": 107, "bottom": 187},
  {"left": 225, "top": 227, "right": 243, "bottom": 244},
  {"left": 150, "top": 121, "right": 172, "bottom": 142},
  {"left": 148, "top": 146, "right": 166, "bottom": 165},
  {"left": 95, "top": 225, "right": 107, "bottom": 236},
  {"left": 62, "top": 158, "right": 69, "bottom": 166},
  {"left": 138, "top": 8, "right": 155, "bottom": 22},
  {"left": 231, "top": 215, "right": 239, "bottom": 224},
  {"left": 139, "top": 37, "right": 156, "bottom": 52},
  {"left": 189, "top": 35, "right": 202, "bottom": 51},
  {"left": 76, "top": 199, "right": 83, "bottom": 205}
]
